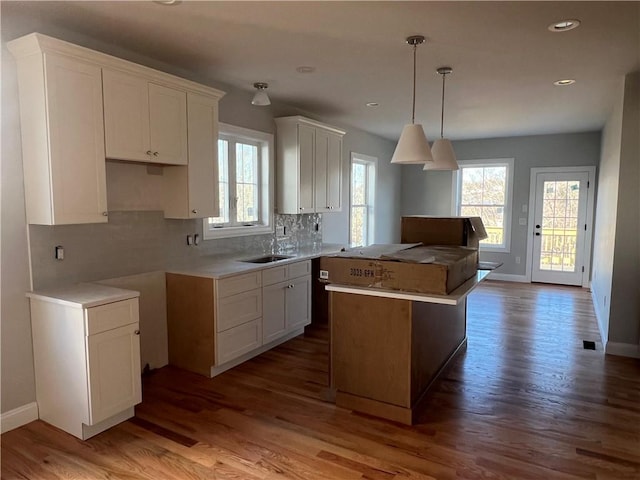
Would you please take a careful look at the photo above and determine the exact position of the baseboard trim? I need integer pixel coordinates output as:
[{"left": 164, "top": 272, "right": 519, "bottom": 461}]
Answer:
[
  {"left": 487, "top": 273, "right": 529, "bottom": 283},
  {"left": 590, "top": 288, "right": 608, "bottom": 346},
  {"left": 605, "top": 341, "right": 640, "bottom": 359},
  {"left": 1, "top": 402, "right": 38, "bottom": 434}
]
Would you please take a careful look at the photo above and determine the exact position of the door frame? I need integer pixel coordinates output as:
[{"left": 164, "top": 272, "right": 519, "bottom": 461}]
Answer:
[{"left": 525, "top": 166, "right": 596, "bottom": 288}]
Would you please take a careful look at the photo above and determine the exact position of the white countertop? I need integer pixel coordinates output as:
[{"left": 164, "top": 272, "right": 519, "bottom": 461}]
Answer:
[
  {"left": 167, "top": 244, "right": 345, "bottom": 279},
  {"left": 325, "top": 269, "right": 491, "bottom": 305},
  {"left": 27, "top": 283, "right": 140, "bottom": 308}
]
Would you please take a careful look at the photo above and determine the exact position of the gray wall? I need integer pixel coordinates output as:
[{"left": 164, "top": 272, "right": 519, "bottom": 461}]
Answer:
[
  {"left": 401, "top": 132, "right": 602, "bottom": 276},
  {"left": 591, "top": 80, "right": 625, "bottom": 343},
  {"left": 592, "top": 71, "right": 640, "bottom": 350},
  {"left": 0, "top": 23, "right": 399, "bottom": 413},
  {"left": 1, "top": 44, "right": 37, "bottom": 413}
]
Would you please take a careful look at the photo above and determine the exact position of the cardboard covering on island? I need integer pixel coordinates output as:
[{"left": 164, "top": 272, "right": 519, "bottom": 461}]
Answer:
[{"left": 320, "top": 244, "right": 479, "bottom": 295}]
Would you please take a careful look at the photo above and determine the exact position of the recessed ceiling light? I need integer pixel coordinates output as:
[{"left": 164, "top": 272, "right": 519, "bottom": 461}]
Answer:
[
  {"left": 296, "top": 66, "right": 316, "bottom": 74},
  {"left": 554, "top": 79, "right": 576, "bottom": 86},
  {"left": 548, "top": 19, "right": 581, "bottom": 32},
  {"left": 366, "top": 102, "right": 379, "bottom": 107}
]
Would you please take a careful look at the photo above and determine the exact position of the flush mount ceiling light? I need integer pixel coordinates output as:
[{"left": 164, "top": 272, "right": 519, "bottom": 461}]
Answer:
[
  {"left": 554, "top": 79, "right": 576, "bottom": 86},
  {"left": 548, "top": 19, "right": 581, "bottom": 32},
  {"left": 391, "top": 35, "right": 434, "bottom": 165},
  {"left": 366, "top": 102, "right": 379, "bottom": 107},
  {"left": 152, "top": 0, "right": 182, "bottom": 5},
  {"left": 424, "top": 66, "right": 459, "bottom": 171},
  {"left": 251, "top": 82, "right": 271, "bottom": 106},
  {"left": 296, "top": 66, "right": 316, "bottom": 74}
]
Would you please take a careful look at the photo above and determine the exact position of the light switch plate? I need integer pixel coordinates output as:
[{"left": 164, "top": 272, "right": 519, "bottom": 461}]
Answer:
[{"left": 519, "top": 217, "right": 527, "bottom": 226}]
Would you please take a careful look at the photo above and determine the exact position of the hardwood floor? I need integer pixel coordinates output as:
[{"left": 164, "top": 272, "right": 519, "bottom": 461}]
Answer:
[{"left": 2, "top": 281, "right": 639, "bottom": 479}]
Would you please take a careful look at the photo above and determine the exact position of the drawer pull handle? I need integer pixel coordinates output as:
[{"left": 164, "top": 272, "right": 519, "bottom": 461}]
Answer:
[
  {"left": 134, "top": 330, "right": 140, "bottom": 335},
  {"left": 287, "top": 284, "right": 294, "bottom": 289},
  {"left": 146, "top": 150, "right": 153, "bottom": 155},
  {"left": 153, "top": 151, "right": 159, "bottom": 157}
]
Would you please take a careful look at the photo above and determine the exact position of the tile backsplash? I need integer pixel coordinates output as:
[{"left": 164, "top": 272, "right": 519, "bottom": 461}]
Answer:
[{"left": 29, "top": 211, "right": 322, "bottom": 290}]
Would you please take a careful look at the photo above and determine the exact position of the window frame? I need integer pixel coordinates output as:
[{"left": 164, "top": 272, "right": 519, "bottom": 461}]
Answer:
[
  {"left": 451, "top": 158, "right": 514, "bottom": 253},
  {"left": 349, "top": 152, "right": 377, "bottom": 247},
  {"left": 203, "top": 123, "right": 274, "bottom": 240}
]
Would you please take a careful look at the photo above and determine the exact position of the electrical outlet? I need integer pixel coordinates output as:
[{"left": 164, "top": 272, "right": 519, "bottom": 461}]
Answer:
[
  {"left": 519, "top": 217, "right": 527, "bottom": 226},
  {"left": 276, "top": 226, "right": 286, "bottom": 237},
  {"left": 186, "top": 235, "right": 193, "bottom": 246},
  {"left": 515, "top": 256, "right": 521, "bottom": 264},
  {"left": 194, "top": 233, "right": 200, "bottom": 245},
  {"left": 54, "top": 245, "right": 64, "bottom": 260}
]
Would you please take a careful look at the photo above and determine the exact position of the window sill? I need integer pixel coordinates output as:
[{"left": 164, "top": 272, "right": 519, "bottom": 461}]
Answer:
[
  {"left": 479, "top": 246, "right": 511, "bottom": 254},
  {"left": 202, "top": 223, "right": 273, "bottom": 240}
]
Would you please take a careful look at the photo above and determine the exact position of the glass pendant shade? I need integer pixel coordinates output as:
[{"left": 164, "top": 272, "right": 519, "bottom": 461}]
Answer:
[
  {"left": 251, "top": 89, "right": 270, "bottom": 106},
  {"left": 424, "top": 138, "right": 459, "bottom": 170},
  {"left": 391, "top": 124, "right": 434, "bottom": 164},
  {"left": 251, "top": 82, "right": 271, "bottom": 106}
]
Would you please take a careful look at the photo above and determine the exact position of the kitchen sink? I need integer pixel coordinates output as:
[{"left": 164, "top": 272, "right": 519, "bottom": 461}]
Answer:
[{"left": 242, "top": 255, "right": 293, "bottom": 264}]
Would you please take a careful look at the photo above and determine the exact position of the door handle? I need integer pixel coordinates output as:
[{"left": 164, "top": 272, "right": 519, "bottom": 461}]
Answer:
[{"left": 535, "top": 224, "right": 541, "bottom": 229}]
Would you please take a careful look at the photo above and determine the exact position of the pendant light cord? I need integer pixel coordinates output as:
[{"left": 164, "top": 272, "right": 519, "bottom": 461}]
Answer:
[
  {"left": 411, "top": 43, "right": 417, "bottom": 124},
  {"left": 440, "top": 72, "right": 446, "bottom": 138}
]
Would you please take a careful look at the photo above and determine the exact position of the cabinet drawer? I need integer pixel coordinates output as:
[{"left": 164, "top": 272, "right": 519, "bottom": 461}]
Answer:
[
  {"left": 262, "top": 265, "right": 288, "bottom": 286},
  {"left": 217, "top": 288, "right": 262, "bottom": 332},
  {"left": 216, "top": 319, "right": 262, "bottom": 365},
  {"left": 288, "top": 260, "right": 311, "bottom": 279},
  {"left": 85, "top": 298, "right": 139, "bottom": 336},
  {"left": 217, "top": 271, "right": 261, "bottom": 298}
]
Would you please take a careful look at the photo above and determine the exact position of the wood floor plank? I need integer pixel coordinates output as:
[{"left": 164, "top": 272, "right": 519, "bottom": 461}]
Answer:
[{"left": 2, "top": 281, "right": 639, "bottom": 480}]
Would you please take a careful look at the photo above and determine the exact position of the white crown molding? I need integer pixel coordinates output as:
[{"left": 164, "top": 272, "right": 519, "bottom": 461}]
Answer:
[{"left": 7, "top": 33, "right": 225, "bottom": 100}]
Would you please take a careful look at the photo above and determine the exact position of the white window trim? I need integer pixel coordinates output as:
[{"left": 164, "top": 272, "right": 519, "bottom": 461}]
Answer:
[
  {"left": 203, "top": 123, "right": 274, "bottom": 240},
  {"left": 349, "top": 152, "right": 377, "bottom": 247},
  {"left": 451, "top": 158, "right": 514, "bottom": 253}
]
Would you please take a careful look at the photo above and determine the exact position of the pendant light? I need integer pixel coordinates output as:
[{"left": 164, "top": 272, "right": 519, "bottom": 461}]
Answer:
[
  {"left": 391, "top": 35, "right": 434, "bottom": 165},
  {"left": 424, "top": 66, "right": 459, "bottom": 171},
  {"left": 251, "top": 82, "right": 271, "bottom": 106}
]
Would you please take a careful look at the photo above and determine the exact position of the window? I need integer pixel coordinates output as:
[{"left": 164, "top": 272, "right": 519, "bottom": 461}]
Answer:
[
  {"left": 452, "top": 158, "right": 514, "bottom": 252},
  {"left": 350, "top": 153, "right": 377, "bottom": 247},
  {"left": 203, "top": 123, "right": 273, "bottom": 239}
]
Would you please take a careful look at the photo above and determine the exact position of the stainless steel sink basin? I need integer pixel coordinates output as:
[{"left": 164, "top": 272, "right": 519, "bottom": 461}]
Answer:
[{"left": 242, "top": 255, "right": 293, "bottom": 264}]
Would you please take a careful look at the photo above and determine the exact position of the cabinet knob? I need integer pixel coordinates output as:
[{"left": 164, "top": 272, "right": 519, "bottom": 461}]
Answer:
[
  {"left": 153, "top": 151, "right": 159, "bottom": 157},
  {"left": 102, "top": 211, "right": 108, "bottom": 216},
  {"left": 192, "top": 209, "right": 198, "bottom": 214},
  {"left": 134, "top": 330, "right": 140, "bottom": 335},
  {"left": 146, "top": 150, "right": 153, "bottom": 155},
  {"left": 299, "top": 207, "right": 305, "bottom": 211},
  {"left": 287, "top": 284, "right": 294, "bottom": 289}
]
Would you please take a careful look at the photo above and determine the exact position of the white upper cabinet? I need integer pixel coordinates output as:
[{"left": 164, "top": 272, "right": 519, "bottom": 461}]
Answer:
[
  {"left": 163, "top": 92, "right": 220, "bottom": 219},
  {"left": 7, "top": 40, "right": 108, "bottom": 225},
  {"left": 8, "top": 33, "right": 224, "bottom": 225},
  {"left": 275, "top": 116, "right": 345, "bottom": 214},
  {"left": 103, "top": 69, "right": 188, "bottom": 165}
]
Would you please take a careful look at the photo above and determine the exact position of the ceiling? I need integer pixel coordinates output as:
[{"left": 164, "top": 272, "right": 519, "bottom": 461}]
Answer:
[{"left": 2, "top": 1, "right": 639, "bottom": 142}]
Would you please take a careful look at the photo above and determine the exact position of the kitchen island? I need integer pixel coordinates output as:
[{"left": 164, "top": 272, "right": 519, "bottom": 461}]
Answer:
[{"left": 327, "top": 270, "right": 490, "bottom": 425}]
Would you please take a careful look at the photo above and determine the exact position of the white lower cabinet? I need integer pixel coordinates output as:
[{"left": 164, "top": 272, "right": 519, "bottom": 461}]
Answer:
[{"left": 27, "top": 287, "right": 141, "bottom": 440}]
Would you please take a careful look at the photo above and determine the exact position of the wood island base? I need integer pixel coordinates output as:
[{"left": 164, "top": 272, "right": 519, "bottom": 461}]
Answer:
[{"left": 329, "top": 290, "right": 468, "bottom": 425}]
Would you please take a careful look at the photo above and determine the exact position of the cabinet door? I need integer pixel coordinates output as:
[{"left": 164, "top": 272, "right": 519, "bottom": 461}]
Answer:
[
  {"left": 314, "top": 129, "right": 330, "bottom": 213},
  {"left": 103, "top": 69, "right": 150, "bottom": 162},
  {"left": 286, "top": 275, "right": 312, "bottom": 331},
  {"left": 44, "top": 53, "right": 108, "bottom": 224},
  {"left": 86, "top": 323, "right": 141, "bottom": 425},
  {"left": 326, "top": 131, "right": 343, "bottom": 212},
  {"left": 149, "top": 83, "right": 188, "bottom": 165},
  {"left": 263, "top": 281, "right": 287, "bottom": 343},
  {"left": 298, "top": 124, "right": 315, "bottom": 213},
  {"left": 186, "top": 92, "right": 218, "bottom": 217}
]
